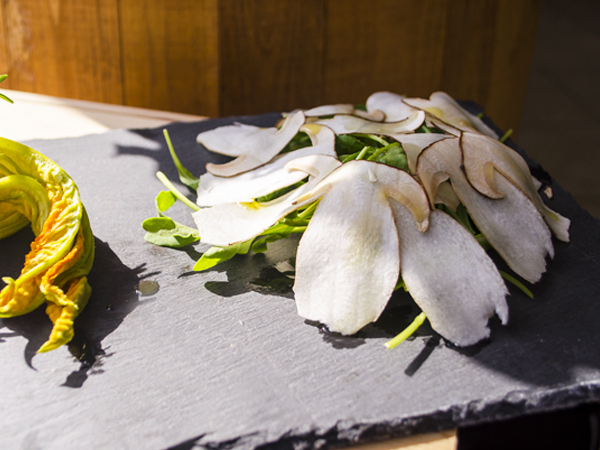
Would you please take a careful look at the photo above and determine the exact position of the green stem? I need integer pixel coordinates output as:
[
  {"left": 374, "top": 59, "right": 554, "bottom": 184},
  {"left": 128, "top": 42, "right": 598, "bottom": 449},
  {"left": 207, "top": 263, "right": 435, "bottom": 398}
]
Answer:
[
  {"left": 385, "top": 312, "right": 427, "bottom": 349},
  {"left": 500, "top": 271, "right": 534, "bottom": 299},
  {"left": 156, "top": 171, "right": 200, "bottom": 211},
  {"left": 499, "top": 129, "right": 513, "bottom": 144},
  {"left": 355, "top": 146, "right": 370, "bottom": 160}
]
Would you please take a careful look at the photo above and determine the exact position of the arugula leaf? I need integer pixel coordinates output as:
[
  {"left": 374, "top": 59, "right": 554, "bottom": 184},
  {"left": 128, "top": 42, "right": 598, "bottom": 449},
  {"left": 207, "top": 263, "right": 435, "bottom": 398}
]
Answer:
[
  {"left": 163, "top": 129, "right": 200, "bottom": 191},
  {"left": 193, "top": 239, "right": 253, "bottom": 271},
  {"left": 372, "top": 143, "right": 409, "bottom": 172},
  {"left": 336, "top": 134, "right": 366, "bottom": 157},
  {"left": 142, "top": 216, "right": 200, "bottom": 248}
]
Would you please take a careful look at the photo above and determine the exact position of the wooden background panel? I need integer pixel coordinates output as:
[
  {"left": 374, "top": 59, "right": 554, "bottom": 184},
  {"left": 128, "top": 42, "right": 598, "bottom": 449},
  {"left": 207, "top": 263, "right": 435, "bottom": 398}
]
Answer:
[
  {"left": 486, "top": 0, "right": 541, "bottom": 134},
  {"left": 439, "top": 0, "right": 498, "bottom": 108},
  {"left": 119, "top": 0, "right": 220, "bottom": 116},
  {"left": 2, "top": 0, "right": 122, "bottom": 104},
  {"left": 219, "top": 0, "right": 324, "bottom": 116},
  {"left": 0, "top": 2, "right": 10, "bottom": 88},
  {"left": 324, "top": 0, "right": 449, "bottom": 106}
]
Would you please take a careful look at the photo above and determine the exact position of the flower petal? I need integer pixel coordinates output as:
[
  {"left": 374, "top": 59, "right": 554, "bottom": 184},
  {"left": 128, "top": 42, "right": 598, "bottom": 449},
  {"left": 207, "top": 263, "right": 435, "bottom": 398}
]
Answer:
[{"left": 392, "top": 206, "right": 508, "bottom": 346}]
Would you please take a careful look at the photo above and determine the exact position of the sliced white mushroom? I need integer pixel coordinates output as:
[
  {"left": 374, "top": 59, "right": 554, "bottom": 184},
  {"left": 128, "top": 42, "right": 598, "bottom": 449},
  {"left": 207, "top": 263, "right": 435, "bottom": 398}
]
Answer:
[
  {"left": 311, "top": 110, "right": 425, "bottom": 136},
  {"left": 392, "top": 205, "right": 508, "bottom": 346},
  {"left": 417, "top": 138, "right": 553, "bottom": 283},
  {"left": 196, "top": 124, "right": 336, "bottom": 206},
  {"left": 204, "top": 111, "right": 306, "bottom": 177},
  {"left": 192, "top": 155, "right": 342, "bottom": 247},
  {"left": 196, "top": 122, "right": 263, "bottom": 157},
  {"left": 293, "top": 160, "right": 430, "bottom": 335},
  {"left": 460, "top": 132, "right": 570, "bottom": 242},
  {"left": 392, "top": 133, "right": 450, "bottom": 174},
  {"left": 404, "top": 92, "right": 499, "bottom": 139},
  {"left": 366, "top": 91, "right": 417, "bottom": 122}
]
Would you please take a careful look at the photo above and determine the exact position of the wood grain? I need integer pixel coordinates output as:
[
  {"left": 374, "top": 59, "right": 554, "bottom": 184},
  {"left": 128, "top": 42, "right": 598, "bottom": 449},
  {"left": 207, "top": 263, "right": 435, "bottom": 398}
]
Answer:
[
  {"left": 324, "top": 0, "right": 448, "bottom": 105},
  {"left": 218, "top": 0, "right": 324, "bottom": 116},
  {"left": 0, "top": 0, "right": 540, "bottom": 131},
  {"left": 2, "top": 0, "right": 122, "bottom": 104},
  {"left": 119, "top": 0, "right": 220, "bottom": 116}
]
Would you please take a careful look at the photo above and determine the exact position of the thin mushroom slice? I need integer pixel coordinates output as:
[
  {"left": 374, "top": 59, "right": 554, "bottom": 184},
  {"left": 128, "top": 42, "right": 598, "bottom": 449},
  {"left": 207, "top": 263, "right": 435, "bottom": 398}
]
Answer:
[
  {"left": 204, "top": 111, "right": 305, "bottom": 177},
  {"left": 461, "top": 132, "right": 570, "bottom": 242},
  {"left": 392, "top": 133, "right": 450, "bottom": 174},
  {"left": 417, "top": 138, "right": 554, "bottom": 283},
  {"left": 293, "top": 161, "right": 430, "bottom": 335},
  {"left": 196, "top": 122, "right": 263, "bottom": 157},
  {"left": 196, "top": 124, "right": 336, "bottom": 207},
  {"left": 404, "top": 91, "right": 499, "bottom": 139},
  {"left": 311, "top": 110, "right": 425, "bottom": 136},
  {"left": 366, "top": 91, "right": 417, "bottom": 122},
  {"left": 192, "top": 155, "right": 341, "bottom": 247},
  {"left": 392, "top": 205, "right": 508, "bottom": 347}
]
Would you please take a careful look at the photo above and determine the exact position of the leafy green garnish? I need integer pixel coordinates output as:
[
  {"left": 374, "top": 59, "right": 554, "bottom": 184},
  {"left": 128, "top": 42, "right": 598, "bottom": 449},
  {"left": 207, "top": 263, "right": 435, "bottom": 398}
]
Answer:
[
  {"left": 163, "top": 129, "right": 200, "bottom": 191},
  {"left": 385, "top": 312, "right": 428, "bottom": 349},
  {"left": 0, "top": 74, "right": 13, "bottom": 104},
  {"left": 255, "top": 178, "right": 307, "bottom": 203},
  {"left": 193, "top": 240, "right": 253, "bottom": 271},
  {"left": 499, "top": 129, "right": 513, "bottom": 144},
  {"left": 280, "top": 131, "right": 312, "bottom": 154},
  {"left": 142, "top": 216, "right": 200, "bottom": 247},
  {"left": 156, "top": 171, "right": 200, "bottom": 212},
  {"left": 156, "top": 190, "right": 177, "bottom": 215}
]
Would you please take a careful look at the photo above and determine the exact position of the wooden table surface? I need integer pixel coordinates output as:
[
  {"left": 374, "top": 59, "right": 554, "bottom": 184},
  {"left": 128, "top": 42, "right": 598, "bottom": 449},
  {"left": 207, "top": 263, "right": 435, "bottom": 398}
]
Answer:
[{"left": 0, "top": 89, "right": 457, "bottom": 450}]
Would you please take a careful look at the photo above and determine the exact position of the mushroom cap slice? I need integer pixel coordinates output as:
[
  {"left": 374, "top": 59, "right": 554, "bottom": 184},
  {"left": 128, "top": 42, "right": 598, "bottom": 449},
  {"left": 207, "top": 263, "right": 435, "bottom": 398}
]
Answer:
[
  {"left": 293, "top": 160, "right": 430, "bottom": 335},
  {"left": 192, "top": 155, "right": 341, "bottom": 247},
  {"left": 366, "top": 91, "right": 417, "bottom": 122},
  {"left": 196, "top": 122, "right": 263, "bottom": 157},
  {"left": 392, "top": 133, "right": 450, "bottom": 174},
  {"left": 196, "top": 124, "right": 336, "bottom": 207},
  {"left": 204, "top": 111, "right": 305, "bottom": 177},
  {"left": 404, "top": 92, "right": 499, "bottom": 139},
  {"left": 311, "top": 110, "right": 425, "bottom": 136},
  {"left": 461, "top": 132, "right": 570, "bottom": 242},
  {"left": 417, "top": 137, "right": 554, "bottom": 283},
  {"left": 392, "top": 205, "right": 508, "bottom": 347}
]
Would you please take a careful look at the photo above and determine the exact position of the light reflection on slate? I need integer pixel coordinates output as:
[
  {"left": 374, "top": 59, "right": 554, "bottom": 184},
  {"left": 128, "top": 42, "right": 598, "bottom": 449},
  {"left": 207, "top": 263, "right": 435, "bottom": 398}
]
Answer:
[{"left": 0, "top": 108, "right": 599, "bottom": 450}]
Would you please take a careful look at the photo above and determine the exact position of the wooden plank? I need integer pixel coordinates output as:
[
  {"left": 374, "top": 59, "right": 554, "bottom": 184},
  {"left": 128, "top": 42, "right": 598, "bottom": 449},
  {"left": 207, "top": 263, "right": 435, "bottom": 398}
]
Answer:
[
  {"left": 119, "top": 0, "right": 220, "bottom": 116},
  {"left": 486, "top": 0, "right": 541, "bottom": 135},
  {"left": 324, "top": 0, "right": 448, "bottom": 106},
  {"left": 219, "top": 0, "right": 324, "bottom": 116},
  {"left": 439, "top": 0, "right": 498, "bottom": 107},
  {"left": 2, "top": 0, "right": 122, "bottom": 104},
  {"left": 0, "top": 2, "right": 10, "bottom": 88}
]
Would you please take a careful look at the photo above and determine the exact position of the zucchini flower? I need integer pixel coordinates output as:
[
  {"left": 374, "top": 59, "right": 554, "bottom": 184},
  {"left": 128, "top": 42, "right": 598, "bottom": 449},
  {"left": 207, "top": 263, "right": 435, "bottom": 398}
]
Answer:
[{"left": 0, "top": 137, "right": 94, "bottom": 352}]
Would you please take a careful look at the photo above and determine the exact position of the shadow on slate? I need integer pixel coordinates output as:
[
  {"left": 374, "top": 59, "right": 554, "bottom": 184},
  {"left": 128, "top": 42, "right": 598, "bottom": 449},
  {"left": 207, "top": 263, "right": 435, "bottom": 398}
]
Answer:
[{"left": 0, "top": 234, "right": 140, "bottom": 387}]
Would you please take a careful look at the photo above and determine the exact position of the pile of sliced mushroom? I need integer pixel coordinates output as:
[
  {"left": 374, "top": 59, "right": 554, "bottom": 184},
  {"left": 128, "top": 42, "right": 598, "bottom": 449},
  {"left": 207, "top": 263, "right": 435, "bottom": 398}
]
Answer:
[{"left": 193, "top": 91, "right": 570, "bottom": 347}]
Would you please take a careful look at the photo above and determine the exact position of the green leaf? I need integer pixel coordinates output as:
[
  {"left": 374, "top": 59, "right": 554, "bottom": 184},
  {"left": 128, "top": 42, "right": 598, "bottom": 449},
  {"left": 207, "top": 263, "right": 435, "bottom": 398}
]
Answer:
[
  {"left": 163, "top": 129, "right": 200, "bottom": 191},
  {"left": 193, "top": 240, "right": 253, "bottom": 271},
  {"left": 280, "top": 131, "right": 312, "bottom": 154},
  {"left": 335, "top": 134, "right": 366, "bottom": 157},
  {"left": 373, "top": 143, "right": 409, "bottom": 172},
  {"left": 255, "top": 178, "right": 307, "bottom": 203},
  {"left": 142, "top": 216, "right": 200, "bottom": 248},
  {"left": 156, "top": 190, "right": 177, "bottom": 215},
  {"left": 0, "top": 74, "right": 13, "bottom": 104}
]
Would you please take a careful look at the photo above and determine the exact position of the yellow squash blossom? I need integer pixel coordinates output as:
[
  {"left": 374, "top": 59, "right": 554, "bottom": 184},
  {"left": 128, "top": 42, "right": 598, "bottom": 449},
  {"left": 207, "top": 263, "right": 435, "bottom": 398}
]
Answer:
[{"left": 0, "top": 137, "right": 94, "bottom": 352}]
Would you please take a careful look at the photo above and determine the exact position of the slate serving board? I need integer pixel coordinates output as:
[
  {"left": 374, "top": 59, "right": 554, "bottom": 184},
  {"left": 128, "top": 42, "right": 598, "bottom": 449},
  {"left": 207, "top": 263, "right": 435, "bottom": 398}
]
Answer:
[{"left": 1, "top": 108, "right": 600, "bottom": 450}]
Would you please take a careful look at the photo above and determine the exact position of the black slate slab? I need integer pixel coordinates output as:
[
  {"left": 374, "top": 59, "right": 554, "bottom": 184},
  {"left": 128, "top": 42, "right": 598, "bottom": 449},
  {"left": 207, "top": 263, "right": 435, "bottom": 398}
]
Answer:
[{"left": 1, "top": 110, "right": 600, "bottom": 450}]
